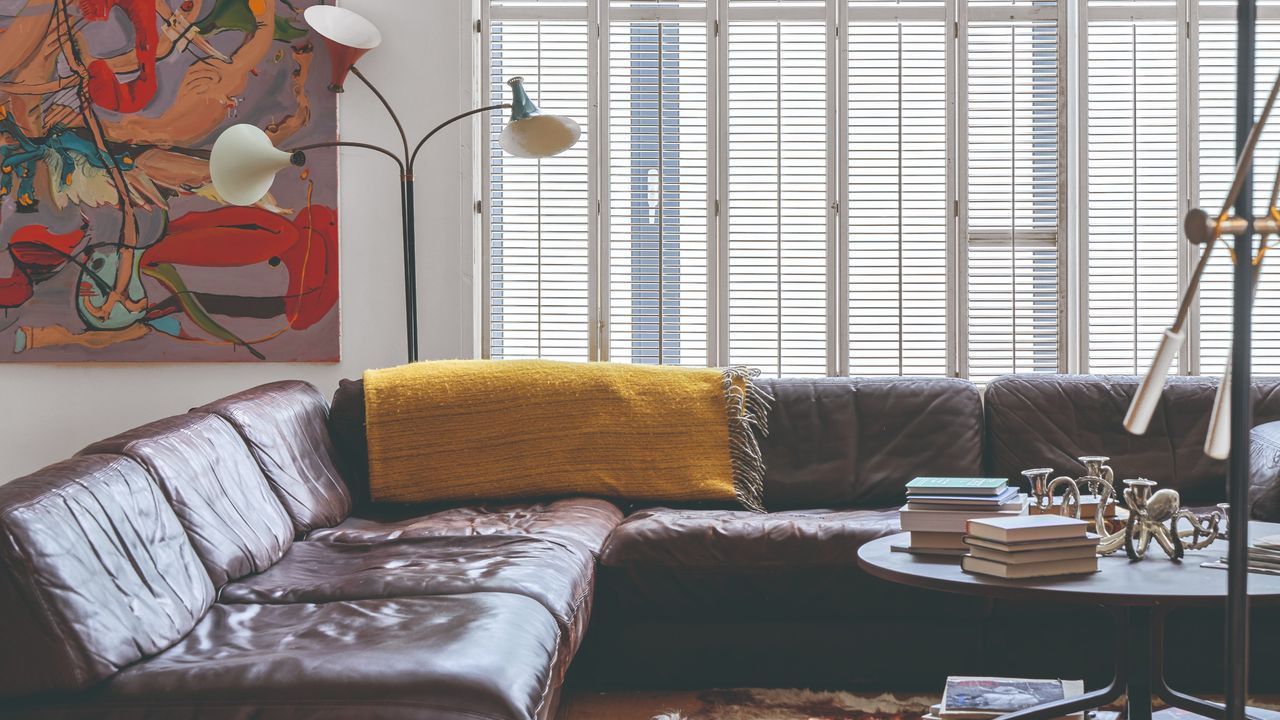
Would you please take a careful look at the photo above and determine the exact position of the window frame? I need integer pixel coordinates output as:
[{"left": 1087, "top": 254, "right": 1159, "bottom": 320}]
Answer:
[{"left": 484, "top": 0, "right": 1280, "bottom": 378}]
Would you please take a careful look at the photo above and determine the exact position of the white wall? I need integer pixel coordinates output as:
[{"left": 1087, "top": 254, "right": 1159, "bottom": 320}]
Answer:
[{"left": 0, "top": 0, "right": 478, "bottom": 479}]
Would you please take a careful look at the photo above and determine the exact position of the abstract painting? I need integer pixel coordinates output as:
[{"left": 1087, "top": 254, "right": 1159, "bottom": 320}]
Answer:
[{"left": 0, "top": 0, "right": 338, "bottom": 362}]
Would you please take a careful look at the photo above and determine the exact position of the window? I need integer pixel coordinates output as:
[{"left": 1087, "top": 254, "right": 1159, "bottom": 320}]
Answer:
[
  {"left": 483, "top": 0, "right": 1278, "bottom": 379},
  {"left": 1081, "top": 0, "right": 1280, "bottom": 376}
]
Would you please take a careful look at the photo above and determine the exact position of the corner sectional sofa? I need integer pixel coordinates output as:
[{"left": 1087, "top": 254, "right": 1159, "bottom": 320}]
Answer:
[{"left": 2, "top": 374, "right": 1279, "bottom": 718}]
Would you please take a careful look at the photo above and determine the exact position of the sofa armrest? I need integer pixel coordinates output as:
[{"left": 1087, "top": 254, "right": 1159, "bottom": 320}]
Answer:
[{"left": 1249, "top": 421, "right": 1280, "bottom": 522}]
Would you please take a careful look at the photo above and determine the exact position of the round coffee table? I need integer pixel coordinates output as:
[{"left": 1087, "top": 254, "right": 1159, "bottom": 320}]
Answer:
[{"left": 857, "top": 521, "right": 1280, "bottom": 720}]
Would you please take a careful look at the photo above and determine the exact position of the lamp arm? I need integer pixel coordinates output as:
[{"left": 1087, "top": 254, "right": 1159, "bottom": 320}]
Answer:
[
  {"left": 408, "top": 103, "right": 511, "bottom": 174},
  {"left": 289, "top": 140, "right": 405, "bottom": 175},
  {"left": 350, "top": 66, "right": 410, "bottom": 170}
]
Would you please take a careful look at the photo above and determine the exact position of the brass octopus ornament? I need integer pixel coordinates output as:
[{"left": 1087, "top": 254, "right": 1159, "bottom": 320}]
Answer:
[
  {"left": 1020, "top": 456, "right": 1223, "bottom": 560},
  {"left": 1120, "top": 479, "right": 1223, "bottom": 560}
]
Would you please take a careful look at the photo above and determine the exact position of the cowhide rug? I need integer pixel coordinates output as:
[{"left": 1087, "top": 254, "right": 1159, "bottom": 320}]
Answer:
[{"left": 557, "top": 688, "right": 1280, "bottom": 720}]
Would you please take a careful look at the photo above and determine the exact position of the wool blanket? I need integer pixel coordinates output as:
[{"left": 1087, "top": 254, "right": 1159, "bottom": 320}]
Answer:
[{"left": 363, "top": 360, "right": 771, "bottom": 511}]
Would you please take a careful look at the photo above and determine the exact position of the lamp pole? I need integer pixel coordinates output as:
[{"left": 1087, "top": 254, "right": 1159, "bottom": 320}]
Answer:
[
  {"left": 1226, "top": 0, "right": 1256, "bottom": 716},
  {"left": 288, "top": 66, "right": 509, "bottom": 363}
]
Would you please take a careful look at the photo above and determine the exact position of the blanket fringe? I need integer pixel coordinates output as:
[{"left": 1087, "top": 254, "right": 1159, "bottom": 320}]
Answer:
[{"left": 722, "top": 366, "right": 773, "bottom": 513}]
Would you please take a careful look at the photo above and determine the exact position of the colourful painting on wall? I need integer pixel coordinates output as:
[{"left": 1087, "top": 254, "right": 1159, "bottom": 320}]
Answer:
[{"left": 0, "top": 0, "right": 339, "bottom": 362}]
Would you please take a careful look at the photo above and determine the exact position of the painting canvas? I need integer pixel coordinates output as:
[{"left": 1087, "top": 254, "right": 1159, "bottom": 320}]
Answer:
[{"left": 0, "top": 0, "right": 339, "bottom": 362}]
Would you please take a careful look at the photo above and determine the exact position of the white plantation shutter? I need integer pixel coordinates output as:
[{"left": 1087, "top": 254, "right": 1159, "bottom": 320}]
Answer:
[
  {"left": 1084, "top": 9, "right": 1181, "bottom": 374},
  {"left": 606, "top": 10, "right": 712, "bottom": 365},
  {"left": 486, "top": 16, "right": 593, "bottom": 360},
  {"left": 847, "top": 10, "right": 949, "bottom": 376},
  {"left": 1195, "top": 10, "right": 1280, "bottom": 375},
  {"left": 963, "top": 4, "right": 1065, "bottom": 381},
  {"left": 725, "top": 15, "right": 830, "bottom": 377},
  {"left": 484, "top": 0, "right": 1099, "bottom": 380}
]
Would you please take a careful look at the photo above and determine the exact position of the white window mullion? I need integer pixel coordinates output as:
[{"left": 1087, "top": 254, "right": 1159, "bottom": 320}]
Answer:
[
  {"left": 949, "top": 0, "right": 969, "bottom": 379},
  {"left": 1065, "top": 0, "right": 1084, "bottom": 373},
  {"left": 829, "top": 0, "right": 849, "bottom": 377},
  {"left": 705, "top": 0, "right": 721, "bottom": 367},
  {"left": 590, "top": 0, "right": 606, "bottom": 361},
  {"left": 1055, "top": 0, "right": 1070, "bottom": 373},
  {"left": 1181, "top": 0, "right": 1200, "bottom": 375},
  {"left": 714, "top": 0, "right": 731, "bottom": 367}
]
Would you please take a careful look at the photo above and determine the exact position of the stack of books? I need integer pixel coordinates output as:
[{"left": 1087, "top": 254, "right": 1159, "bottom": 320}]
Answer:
[
  {"left": 1204, "top": 533, "right": 1280, "bottom": 576},
  {"left": 924, "top": 677, "right": 1088, "bottom": 720},
  {"left": 961, "top": 516, "right": 1097, "bottom": 579},
  {"left": 896, "top": 477, "right": 1028, "bottom": 556}
]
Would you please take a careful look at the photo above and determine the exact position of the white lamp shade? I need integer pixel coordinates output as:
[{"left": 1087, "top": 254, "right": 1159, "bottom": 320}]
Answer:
[
  {"left": 1205, "top": 360, "right": 1232, "bottom": 460},
  {"left": 303, "top": 5, "right": 382, "bottom": 49},
  {"left": 500, "top": 114, "right": 581, "bottom": 159},
  {"left": 1122, "top": 328, "right": 1185, "bottom": 435},
  {"left": 210, "top": 124, "right": 294, "bottom": 206}
]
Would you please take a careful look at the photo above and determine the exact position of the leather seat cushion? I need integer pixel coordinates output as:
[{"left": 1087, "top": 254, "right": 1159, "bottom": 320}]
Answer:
[
  {"left": 196, "top": 380, "right": 352, "bottom": 535},
  {"left": 80, "top": 413, "right": 294, "bottom": 586},
  {"left": 92, "top": 594, "right": 562, "bottom": 720},
  {"left": 306, "top": 498, "right": 624, "bottom": 557},
  {"left": 218, "top": 535, "right": 594, "bottom": 631},
  {"left": 596, "top": 507, "right": 987, "bottom": 620},
  {"left": 0, "top": 455, "right": 214, "bottom": 698}
]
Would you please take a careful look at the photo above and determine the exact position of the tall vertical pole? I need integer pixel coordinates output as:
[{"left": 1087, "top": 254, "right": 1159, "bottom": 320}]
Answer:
[
  {"left": 403, "top": 176, "right": 419, "bottom": 363},
  {"left": 1226, "top": 0, "right": 1255, "bottom": 715}
]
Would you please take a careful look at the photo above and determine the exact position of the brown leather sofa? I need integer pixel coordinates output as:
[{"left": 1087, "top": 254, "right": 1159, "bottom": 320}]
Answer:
[{"left": 2, "top": 374, "right": 1279, "bottom": 718}]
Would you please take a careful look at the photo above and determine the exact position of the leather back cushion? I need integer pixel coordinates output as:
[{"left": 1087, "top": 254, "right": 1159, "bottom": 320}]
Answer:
[
  {"left": 81, "top": 413, "right": 294, "bottom": 586},
  {"left": 329, "top": 377, "right": 373, "bottom": 506},
  {"left": 984, "top": 374, "right": 1280, "bottom": 503},
  {"left": 0, "top": 455, "right": 213, "bottom": 698},
  {"left": 757, "top": 378, "right": 984, "bottom": 509},
  {"left": 196, "top": 380, "right": 352, "bottom": 535},
  {"left": 331, "top": 376, "right": 984, "bottom": 511}
]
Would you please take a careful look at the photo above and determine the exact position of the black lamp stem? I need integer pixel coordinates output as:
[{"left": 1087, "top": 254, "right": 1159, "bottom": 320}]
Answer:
[
  {"left": 293, "top": 68, "right": 514, "bottom": 363},
  {"left": 1227, "top": 0, "right": 1256, "bottom": 717}
]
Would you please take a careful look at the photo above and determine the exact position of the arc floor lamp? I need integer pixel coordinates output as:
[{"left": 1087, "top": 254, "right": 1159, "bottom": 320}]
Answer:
[
  {"left": 210, "top": 5, "right": 580, "bottom": 362},
  {"left": 1123, "top": 0, "right": 1262, "bottom": 717}
]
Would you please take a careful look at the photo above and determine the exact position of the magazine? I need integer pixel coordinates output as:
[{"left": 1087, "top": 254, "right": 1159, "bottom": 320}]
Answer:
[{"left": 941, "top": 677, "right": 1083, "bottom": 718}]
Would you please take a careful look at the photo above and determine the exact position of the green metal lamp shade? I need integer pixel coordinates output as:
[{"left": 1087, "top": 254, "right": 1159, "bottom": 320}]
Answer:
[{"left": 499, "top": 77, "right": 581, "bottom": 159}]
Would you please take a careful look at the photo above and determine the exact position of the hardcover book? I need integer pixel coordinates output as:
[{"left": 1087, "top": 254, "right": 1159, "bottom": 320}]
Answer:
[
  {"left": 965, "top": 515, "right": 1087, "bottom": 543},
  {"left": 906, "top": 478, "right": 1009, "bottom": 496},
  {"left": 960, "top": 555, "right": 1098, "bottom": 579}
]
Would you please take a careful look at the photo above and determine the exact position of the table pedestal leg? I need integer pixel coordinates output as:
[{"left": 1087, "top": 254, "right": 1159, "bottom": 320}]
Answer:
[
  {"left": 1149, "top": 607, "right": 1264, "bottom": 720},
  {"left": 1129, "top": 607, "right": 1154, "bottom": 720},
  {"left": 997, "top": 606, "right": 1262, "bottom": 720}
]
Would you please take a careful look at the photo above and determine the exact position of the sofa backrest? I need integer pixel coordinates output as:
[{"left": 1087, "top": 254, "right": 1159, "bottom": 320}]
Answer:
[
  {"left": 196, "top": 380, "right": 352, "bottom": 535},
  {"left": 0, "top": 455, "right": 214, "bottom": 699},
  {"left": 984, "top": 374, "right": 1280, "bottom": 504},
  {"left": 757, "top": 377, "right": 984, "bottom": 509},
  {"left": 81, "top": 413, "right": 294, "bottom": 586}
]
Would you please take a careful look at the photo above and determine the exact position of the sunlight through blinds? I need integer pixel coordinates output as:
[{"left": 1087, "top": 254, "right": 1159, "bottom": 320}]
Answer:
[
  {"left": 1084, "top": 11, "right": 1180, "bottom": 374},
  {"left": 726, "top": 17, "right": 829, "bottom": 377},
  {"left": 1195, "top": 12, "right": 1280, "bottom": 375},
  {"left": 488, "top": 18, "right": 592, "bottom": 360},
  {"left": 607, "top": 11, "right": 711, "bottom": 365},
  {"left": 965, "top": 6, "right": 1063, "bottom": 382},
  {"left": 848, "top": 11, "right": 949, "bottom": 376}
]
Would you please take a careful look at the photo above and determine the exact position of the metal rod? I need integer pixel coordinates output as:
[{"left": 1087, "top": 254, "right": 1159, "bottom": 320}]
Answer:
[
  {"left": 409, "top": 103, "right": 510, "bottom": 174},
  {"left": 289, "top": 141, "right": 405, "bottom": 173},
  {"left": 1226, "top": 1, "right": 1256, "bottom": 718},
  {"left": 351, "top": 66, "right": 411, "bottom": 169},
  {"left": 404, "top": 177, "right": 418, "bottom": 362}
]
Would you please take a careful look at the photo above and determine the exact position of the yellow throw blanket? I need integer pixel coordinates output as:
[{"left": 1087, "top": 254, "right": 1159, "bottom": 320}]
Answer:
[{"left": 363, "top": 360, "right": 771, "bottom": 511}]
